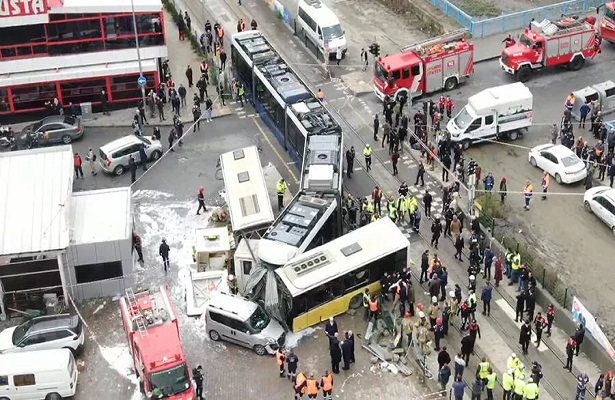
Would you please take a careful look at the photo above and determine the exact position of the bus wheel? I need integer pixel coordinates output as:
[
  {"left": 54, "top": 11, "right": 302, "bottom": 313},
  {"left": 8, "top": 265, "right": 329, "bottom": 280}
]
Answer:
[{"left": 349, "top": 294, "right": 363, "bottom": 309}]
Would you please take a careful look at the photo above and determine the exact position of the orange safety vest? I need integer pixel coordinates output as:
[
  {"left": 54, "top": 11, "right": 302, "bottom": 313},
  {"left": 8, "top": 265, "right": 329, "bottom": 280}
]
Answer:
[
  {"left": 322, "top": 374, "right": 333, "bottom": 391},
  {"left": 369, "top": 299, "right": 378, "bottom": 312},
  {"left": 276, "top": 350, "right": 284, "bottom": 366},
  {"left": 240, "top": 21, "right": 246, "bottom": 31},
  {"left": 218, "top": 26, "right": 224, "bottom": 38},
  {"left": 542, "top": 174, "right": 550, "bottom": 188},
  {"left": 295, "top": 373, "right": 307, "bottom": 393},
  {"left": 317, "top": 91, "right": 324, "bottom": 100},
  {"left": 306, "top": 379, "right": 318, "bottom": 395},
  {"left": 372, "top": 188, "right": 382, "bottom": 201}
]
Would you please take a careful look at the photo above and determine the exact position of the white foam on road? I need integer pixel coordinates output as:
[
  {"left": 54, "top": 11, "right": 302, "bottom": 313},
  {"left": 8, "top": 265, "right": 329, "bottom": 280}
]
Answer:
[
  {"left": 99, "top": 345, "right": 142, "bottom": 400},
  {"left": 285, "top": 327, "right": 318, "bottom": 349}
]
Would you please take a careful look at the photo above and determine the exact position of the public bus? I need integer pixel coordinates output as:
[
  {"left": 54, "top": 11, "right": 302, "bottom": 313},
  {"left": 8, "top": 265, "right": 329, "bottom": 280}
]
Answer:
[
  {"left": 275, "top": 217, "right": 411, "bottom": 332},
  {"left": 219, "top": 145, "right": 274, "bottom": 233}
]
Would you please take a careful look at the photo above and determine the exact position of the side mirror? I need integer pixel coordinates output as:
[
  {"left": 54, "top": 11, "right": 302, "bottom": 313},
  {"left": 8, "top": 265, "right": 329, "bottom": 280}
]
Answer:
[{"left": 343, "top": 30, "right": 346, "bottom": 34}]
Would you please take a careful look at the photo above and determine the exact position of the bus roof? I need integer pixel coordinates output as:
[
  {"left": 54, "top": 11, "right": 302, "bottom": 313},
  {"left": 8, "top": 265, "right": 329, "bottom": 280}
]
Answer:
[
  {"left": 220, "top": 146, "right": 274, "bottom": 233},
  {"left": 0, "top": 349, "right": 72, "bottom": 375},
  {"left": 275, "top": 217, "right": 409, "bottom": 297}
]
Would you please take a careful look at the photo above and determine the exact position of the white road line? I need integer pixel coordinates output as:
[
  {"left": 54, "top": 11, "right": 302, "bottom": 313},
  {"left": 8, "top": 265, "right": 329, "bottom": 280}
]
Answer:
[
  {"left": 495, "top": 298, "right": 547, "bottom": 352},
  {"left": 238, "top": 115, "right": 246, "bottom": 119},
  {"left": 354, "top": 167, "right": 363, "bottom": 171},
  {"left": 383, "top": 160, "right": 392, "bottom": 164}
]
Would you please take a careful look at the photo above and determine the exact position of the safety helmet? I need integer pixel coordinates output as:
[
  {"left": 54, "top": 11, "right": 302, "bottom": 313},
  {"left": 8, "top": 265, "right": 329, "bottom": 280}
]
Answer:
[
  {"left": 432, "top": 296, "right": 438, "bottom": 303},
  {"left": 418, "top": 311, "right": 425, "bottom": 318}
]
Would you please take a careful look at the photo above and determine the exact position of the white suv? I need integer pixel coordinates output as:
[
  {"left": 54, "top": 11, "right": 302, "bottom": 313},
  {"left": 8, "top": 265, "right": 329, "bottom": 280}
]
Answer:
[
  {"left": 584, "top": 186, "right": 615, "bottom": 235},
  {"left": 99, "top": 135, "right": 163, "bottom": 175},
  {"left": 0, "top": 314, "right": 85, "bottom": 355}
]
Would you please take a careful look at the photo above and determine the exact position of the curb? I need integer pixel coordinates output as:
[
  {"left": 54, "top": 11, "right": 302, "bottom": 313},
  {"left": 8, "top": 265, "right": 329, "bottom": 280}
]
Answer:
[{"left": 474, "top": 55, "right": 501, "bottom": 64}]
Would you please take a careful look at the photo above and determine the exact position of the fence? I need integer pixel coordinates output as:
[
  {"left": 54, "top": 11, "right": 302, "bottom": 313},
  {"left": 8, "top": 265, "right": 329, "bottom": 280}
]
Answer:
[{"left": 430, "top": 0, "right": 605, "bottom": 37}]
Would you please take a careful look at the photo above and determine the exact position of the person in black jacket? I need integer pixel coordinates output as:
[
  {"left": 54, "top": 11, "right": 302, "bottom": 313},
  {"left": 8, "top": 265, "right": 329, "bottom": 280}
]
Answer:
[
  {"left": 346, "top": 331, "right": 355, "bottom": 363},
  {"left": 159, "top": 239, "right": 170, "bottom": 272},
  {"left": 341, "top": 334, "right": 353, "bottom": 370},
  {"left": 192, "top": 365, "right": 204, "bottom": 400},
  {"left": 324, "top": 317, "right": 338, "bottom": 338},
  {"left": 430, "top": 218, "right": 442, "bottom": 249},
  {"left": 515, "top": 291, "right": 526, "bottom": 322},
  {"left": 329, "top": 333, "right": 342, "bottom": 374},
  {"left": 574, "top": 323, "right": 586, "bottom": 356},
  {"left": 519, "top": 319, "right": 532, "bottom": 355},
  {"left": 525, "top": 289, "right": 536, "bottom": 321},
  {"left": 460, "top": 334, "right": 474, "bottom": 365}
]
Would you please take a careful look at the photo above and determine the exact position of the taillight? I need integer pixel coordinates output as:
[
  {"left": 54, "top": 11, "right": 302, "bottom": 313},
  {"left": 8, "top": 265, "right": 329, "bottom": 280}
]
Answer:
[{"left": 106, "top": 159, "right": 111, "bottom": 166}]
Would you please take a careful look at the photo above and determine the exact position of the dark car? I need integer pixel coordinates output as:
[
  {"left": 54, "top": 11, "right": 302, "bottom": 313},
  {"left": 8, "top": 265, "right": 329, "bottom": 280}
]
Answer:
[{"left": 20, "top": 115, "right": 84, "bottom": 146}]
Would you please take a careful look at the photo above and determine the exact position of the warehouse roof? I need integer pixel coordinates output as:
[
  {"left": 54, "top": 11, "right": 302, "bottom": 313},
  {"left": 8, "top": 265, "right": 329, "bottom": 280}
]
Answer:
[
  {"left": 0, "top": 146, "right": 74, "bottom": 256},
  {"left": 70, "top": 187, "right": 132, "bottom": 245}
]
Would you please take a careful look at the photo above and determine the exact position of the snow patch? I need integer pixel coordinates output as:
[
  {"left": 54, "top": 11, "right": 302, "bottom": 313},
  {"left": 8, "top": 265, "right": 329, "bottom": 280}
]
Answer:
[
  {"left": 99, "top": 345, "right": 142, "bottom": 400},
  {"left": 285, "top": 327, "right": 317, "bottom": 349},
  {"left": 132, "top": 190, "right": 175, "bottom": 201},
  {"left": 92, "top": 302, "right": 106, "bottom": 314}
]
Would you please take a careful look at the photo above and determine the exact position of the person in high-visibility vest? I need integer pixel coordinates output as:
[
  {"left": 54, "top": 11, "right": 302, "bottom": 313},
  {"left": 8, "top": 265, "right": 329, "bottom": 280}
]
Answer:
[
  {"left": 524, "top": 377, "right": 539, "bottom": 400},
  {"left": 321, "top": 371, "right": 334, "bottom": 400},
  {"left": 513, "top": 374, "right": 526, "bottom": 400},
  {"left": 305, "top": 373, "right": 319, "bottom": 399},
  {"left": 362, "top": 289, "right": 370, "bottom": 321},
  {"left": 407, "top": 195, "right": 418, "bottom": 224},
  {"left": 477, "top": 357, "right": 490, "bottom": 384},
  {"left": 370, "top": 213, "right": 380, "bottom": 223},
  {"left": 541, "top": 171, "right": 550, "bottom": 200},
  {"left": 506, "top": 353, "right": 520, "bottom": 371},
  {"left": 317, "top": 88, "right": 325, "bottom": 102},
  {"left": 504, "top": 248, "right": 514, "bottom": 278},
  {"left": 368, "top": 294, "right": 379, "bottom": 321},
  {"left": 485, "top": 367, "right": 497, "bottom": 400},
  {"left": 396, "top": 195, "right": 407, "bottom": 223},
  {"left": 501, "top": 369, "right": 514, "bottom": 400},
  {"left": 276, "top": 178, "right": 288, "bottom": 211},
  {"left": 363, "top": 144, "right": 372, "bottom": 171},
  {"left": 511, "top": 251, "right": 521, "bottom": 284},
  {"left": 294, "top": 371, "right": 307, "bottom": 400},
  {"left": 275, "top": 348, "right": 286, "bottom": 377},
  {"left": 387, "top": 197, "right": 398, "bottom": 221},
  {"left": 523, "top": 179, "right": 533, "bottom": 210}
]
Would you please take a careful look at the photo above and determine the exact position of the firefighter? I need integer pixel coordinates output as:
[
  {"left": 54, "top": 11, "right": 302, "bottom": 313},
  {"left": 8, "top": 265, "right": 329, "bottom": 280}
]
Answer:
[
  {"left": 513, "top": 372, "right": 526, "bottom": 400},
  {"left": 502, "top": 369, "right": 514, "bottom": 400},
  {"left": 275, "top": 348, "right": 286, "bottom": 377},
  {"left": 306, "top": 373, "right": 319, "bottom": 399},
  {"left": 438, "top": 95, "right": 446, "bottom": 115},
  {"left": 503, "top": 34, "right": 516, "bottom": 47},
  {"left": 445, "top": 96, "right": 455, "bottom": 119},
  {"left": 321, "top": 370, "right": 333, "bottom": 400}
]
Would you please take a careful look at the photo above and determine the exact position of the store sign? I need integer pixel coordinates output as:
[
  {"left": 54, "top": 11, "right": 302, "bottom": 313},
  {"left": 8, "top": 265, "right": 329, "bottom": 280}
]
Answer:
[
  {"left": 571, "top": 296, "right": 615, "bottom": 361},
  {"left": 0, "top": 0, "right": 49, "bottom": 27}
]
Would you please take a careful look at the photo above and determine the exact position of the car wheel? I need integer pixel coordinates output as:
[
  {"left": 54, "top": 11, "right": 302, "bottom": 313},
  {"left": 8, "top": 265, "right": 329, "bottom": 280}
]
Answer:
[
  {"left": 349, "top": 294, "right": 363, "bottom": 309},
  {"left": 209, "top": 330, "right": 220, "bottom": 341},
  {"left": 529, "top": 157, "right": 537, "bottom": 167},
  {"left": 462, "top": 139, "right": 471, "bottom": 150},
  {"left": 151, "top": 150, "right": 162, "bottom": 160},
  {"left": 113, "top": 165, "right": 124, "bottom": 176},
  {"left": 253, "top": 344, "right": 267, "bottom": 356},
  {"left": 444, "top": 77, "right": 458, "bottom": 91},
  {"left": 508, "top": 130, "right": 519, "bottom": 141},
  {"left": 61, "top": 135, "right": 73, "bottom": 144},
  {"left": 554, "top": 173, "right": 562, "bottom": 184},
  {"left": 584, "top": 201, "right": 592, "bottom": 213},
  {"left": 45, "top": 393, "right": 62, "bottom": 400}
]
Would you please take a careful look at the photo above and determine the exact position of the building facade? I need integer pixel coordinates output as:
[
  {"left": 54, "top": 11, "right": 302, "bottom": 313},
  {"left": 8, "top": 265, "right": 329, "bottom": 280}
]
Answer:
[{"left": 0, "top": 0, "right": 168, "bottom": 115}]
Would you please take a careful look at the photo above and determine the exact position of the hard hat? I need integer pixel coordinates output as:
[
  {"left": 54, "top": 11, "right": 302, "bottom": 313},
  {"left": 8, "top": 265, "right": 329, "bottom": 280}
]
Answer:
[
  {"left": 366, "top": 144, "right": 370, "bottom": 147},
  {"left": 418, "top": 311, "right": 425, "bottom": 318},
  {"left": 528, "top": 377, "right": 533, "bottom": 382},
  {"left": 431, "top": 296, "right": 438, "bottom": 303},
  {"left": 469, "top": 275, "right": 476, "bottom": 281},
  {"left": 449, "top": 291, "right": 455, "bottom": 298},
  {"left": 404, "top": 312, "right": 410, "bottom": 318},
  {"left": 508, "top": 369, "right": 514, "bottom": 375},
  {"left": 511, "top": 353, "right": 517, "bottom": 358}
]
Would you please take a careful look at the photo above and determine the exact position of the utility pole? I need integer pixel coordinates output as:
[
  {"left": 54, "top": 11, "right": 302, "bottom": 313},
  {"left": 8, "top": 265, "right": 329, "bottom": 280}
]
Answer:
[
  {"left": 468, "top": 158, "right": 477, "bottom": 216},
  {"left": 130, "top": 0, "right": 147, "bottom": 108}
]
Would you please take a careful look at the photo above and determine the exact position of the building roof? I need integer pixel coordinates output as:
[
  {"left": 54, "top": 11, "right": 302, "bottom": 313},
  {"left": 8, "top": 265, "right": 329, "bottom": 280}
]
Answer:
[
  {"left": 0, "top": 146, "right": 73, "bottom": 256},
  {"left": 54, "top": 0, "right": 162, "bottom": 14},
  {"left": 69, "top": 187, "right": 132, "bottom": 246}
]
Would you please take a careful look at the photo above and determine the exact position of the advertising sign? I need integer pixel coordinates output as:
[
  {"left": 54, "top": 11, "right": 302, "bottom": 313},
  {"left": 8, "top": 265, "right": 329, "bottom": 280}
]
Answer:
[
  {"left": 571, "top": 296, "right": 615, "bottom": 361},
  {"left": 0, "top": 0, "right": 49, "bottom": 28}
]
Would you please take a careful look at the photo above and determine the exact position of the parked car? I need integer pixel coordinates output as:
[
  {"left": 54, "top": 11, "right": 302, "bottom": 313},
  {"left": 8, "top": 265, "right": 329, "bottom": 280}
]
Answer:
[
  {"left": 98, "top": 135, "right": 163, "bottom": 175},
  {"left": 205, "top": 292, "right": 285, "bottom": 355},
  {"left": 528, "top": 144, "right": 587, "bottom": 184},
  {"left": 584, "top": 186, "right": 615, "bottom": 235},
  {"left": 20, "top": 115, "right": 84, "bottom": 145},
  {"left": 0, "top": 314, "right": 85, "bottom": 355}
]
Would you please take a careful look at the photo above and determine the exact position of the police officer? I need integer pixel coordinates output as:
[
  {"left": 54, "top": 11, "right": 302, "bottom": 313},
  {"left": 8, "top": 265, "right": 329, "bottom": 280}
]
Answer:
[
  {"left": 502, "top": 369, "right": 514, "bottom": 400},
  {"left": 363, "top": 144, "right": 372, "bottom": 171},
  {"left": 524, "top": 377, "right": 539, "bottom": 400},
  {"left": 192, "top": 365, "right": 204, "bottom": 399},
  {"left": 565, "top": 336, "right": 577, "bottom": 371},
  {"left": 276, "top": 178, "right": 287, "bottom": 211},
  {"left": 534, "top": 312, "right": 547, "bottom": 348}
]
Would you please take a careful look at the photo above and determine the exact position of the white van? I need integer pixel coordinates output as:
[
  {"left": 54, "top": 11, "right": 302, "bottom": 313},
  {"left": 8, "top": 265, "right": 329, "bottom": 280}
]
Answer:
[
  {"left": 0, "top": 348, "right": 78, "bottom": 399},
  {"left": 297, "top": 0, "right": 347, "bottom": 59},
  {"left": 447, "top": 82, "right": 533, "bottom": 149}
]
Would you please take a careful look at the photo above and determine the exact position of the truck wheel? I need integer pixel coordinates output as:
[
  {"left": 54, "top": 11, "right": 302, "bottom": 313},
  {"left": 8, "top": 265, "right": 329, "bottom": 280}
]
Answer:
[
  {"left": 395, "top": 92, "right": 408, "bottom": 103},
  {"left": 569, "top": 56, "right": 585, "bottom": 71},
  {"left": 462, "top": 139, "right": 471, "bottom": 150},
  {"left": 517, "top": 66, "right": 531, "bottom": 83},
  {"left": 508, "top": 130, "right": 519, "bottom": 141},
  {"left": 444, "top": 77, "right": 458, "bottom": 91}
]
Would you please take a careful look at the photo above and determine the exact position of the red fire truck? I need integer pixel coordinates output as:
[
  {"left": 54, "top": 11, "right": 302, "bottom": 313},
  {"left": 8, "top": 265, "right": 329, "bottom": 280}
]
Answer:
[
  {"left": 499, "top": 16, "right": 600, "bottom": 82},
  {"left": 119, "top": 286, "right": 195, "bottom": 400},
  {"left": 373, "top": 29, "right": 474, "bottom": 102},
  {"left": 597, "top": 2, "right": 615, "bottom": 43}
]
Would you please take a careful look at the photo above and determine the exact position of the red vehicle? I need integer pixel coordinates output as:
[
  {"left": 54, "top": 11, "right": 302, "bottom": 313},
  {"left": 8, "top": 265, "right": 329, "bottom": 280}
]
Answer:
[
  {"left": 373, "top": 29, "right": 474, "bottom": 102},
  {"left": 119, "top": 286, "right": 195, "bottom": 400},
  {"left": 499, "top": 16, "right": 600, "bottom": 82},
  {"left": 597, "top": 2, "right": 615, "bottom": 43}
]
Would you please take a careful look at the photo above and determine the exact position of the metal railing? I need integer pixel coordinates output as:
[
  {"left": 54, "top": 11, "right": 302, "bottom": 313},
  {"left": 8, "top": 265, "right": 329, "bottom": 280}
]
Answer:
[{"left": 430, "top": 0, "right": 604, "bottom": 38}]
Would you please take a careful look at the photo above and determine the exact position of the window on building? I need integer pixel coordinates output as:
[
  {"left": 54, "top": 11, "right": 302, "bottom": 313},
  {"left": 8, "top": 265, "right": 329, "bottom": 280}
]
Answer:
[
  {"left": 13, "top": 374, "right": 35, "bottom": 387},
  {"left": 12, "top": 84, "right": 58, "bottom": 111},
  {"left": 110, "top": 73, "right": 155, "bottom": 101},
  {"left": 0, "top": 25, "right": 46, "bottom": 46},
  {"left": 103, "top": 16, "right": 134, "bottom": 37},
  {"left": 0, "top": 89, "right": 9, "bottom": 112},
  {"left": 61, "top": 78, "right": 106, "bottom": 104},
  {"left": 75, "top": 261, "right": 123, "bottom": 284},
  {"left": 47, "top": 19, "right": 102, "bottom": 42}
]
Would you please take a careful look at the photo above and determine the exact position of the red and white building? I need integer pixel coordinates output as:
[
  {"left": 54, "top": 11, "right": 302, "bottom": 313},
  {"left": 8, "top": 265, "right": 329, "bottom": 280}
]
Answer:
[{"left": 0, "top": 0, "right": 168, "bottom": 115}]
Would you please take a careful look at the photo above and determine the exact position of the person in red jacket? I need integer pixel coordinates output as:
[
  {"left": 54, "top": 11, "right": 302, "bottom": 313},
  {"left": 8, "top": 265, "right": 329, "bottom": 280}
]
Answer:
[
  {"left": 73, "top": 152, "right": 83, "bottom": 179},
  {"left": 196, "top": 187, "right": 207, "bottom": 215}
]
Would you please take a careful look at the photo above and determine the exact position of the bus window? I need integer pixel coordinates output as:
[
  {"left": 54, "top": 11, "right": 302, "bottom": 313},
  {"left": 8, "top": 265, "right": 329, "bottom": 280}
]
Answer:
[
  {"left": 307, "top": 286, "right": 335, "bottom": 310},
  {"left": 343, "top": 267, "right": 370, "bottom": 292}
]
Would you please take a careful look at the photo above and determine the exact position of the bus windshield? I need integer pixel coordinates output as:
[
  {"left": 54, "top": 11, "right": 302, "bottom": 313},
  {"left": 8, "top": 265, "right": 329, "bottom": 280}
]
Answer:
[
  {"left": 375, "top": 63, "right": 388, "bottom": 83},
  {"left": 149, "top": 363, "right": 190, "bottom": 398}
]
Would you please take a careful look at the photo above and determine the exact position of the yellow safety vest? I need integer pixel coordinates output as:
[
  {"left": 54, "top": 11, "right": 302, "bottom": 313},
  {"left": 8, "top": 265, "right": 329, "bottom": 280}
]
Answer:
[
  {"left": 478, "top": 362, "right": 490, "bottom": 379},
  {"left": 524, "top": 383, "right": 539, "bottom": 400},
  {"left": 397, "top": 197, "right": 407, "bottom": 212},
  {"left": 363, "top": 202, "right": 374, "bottom": 213},
  {"left": 507, "top": 357, "right": 520, "bottom": 370},
  {"left": 362, "top": 293, "right": 370, "bottom": 307},
  {"left": 512, "top": 254, "right": 521, "bottom": 270},
  {"left": 276, "top": 180, "right": 287, "bottom": 194},
  {"left": 388, "top": 202, "right": 397, "bottom": 219},
  {"left": 502, "top": 373, "right": 514, "bottom": 391},
  {"left": 513, "top": 379, "right": 526, "bottom": 395},
  {"left": 486, "top": 372, "right": 497, "bottom": 389},
  {"left": 363, "top": 147, "right": 372, "bottom": 157},
  {"left": 371, "top": 214, "right": 379, "bottom": 222}
]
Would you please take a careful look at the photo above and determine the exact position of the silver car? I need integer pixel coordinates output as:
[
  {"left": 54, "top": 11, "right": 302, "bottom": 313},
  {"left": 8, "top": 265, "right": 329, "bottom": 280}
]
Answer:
[
  {"left": 205, "top": 293, "right": 286, "bottom": 355},
  {"left": 20, "top": 115, "right": 84, "bottom": 145},
  {"left": 98, "top": 135, "right": 163, "bottom": 175}
]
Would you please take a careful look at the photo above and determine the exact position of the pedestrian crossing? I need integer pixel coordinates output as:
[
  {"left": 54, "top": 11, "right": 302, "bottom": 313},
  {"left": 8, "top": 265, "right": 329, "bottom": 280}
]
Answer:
[{"left": 229, "top": 102, "right": 257, "bottom": 119}]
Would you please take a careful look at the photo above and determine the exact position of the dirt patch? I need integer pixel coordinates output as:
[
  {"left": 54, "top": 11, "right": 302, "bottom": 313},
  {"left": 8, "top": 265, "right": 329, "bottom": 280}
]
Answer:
[
  {"left": 449, "top": 0, "right": 572, "bottom": 19},
  {"left": 377, "top": 0, "right": 461, "bottom": 35}
]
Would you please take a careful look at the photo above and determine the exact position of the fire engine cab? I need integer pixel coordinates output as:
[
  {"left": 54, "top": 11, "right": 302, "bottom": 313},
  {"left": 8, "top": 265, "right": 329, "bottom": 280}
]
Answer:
[
  {"left": 119, "top": 286, "right": 195, "bottom": 400},
  {"left": 499, "top": 16, "right": 600, "bottom": 82},
  {"left": 597, "top": 2, "right": 615, "bottom": 43},
  {"left": 373, "top": 29, "right": 474, "bottom": 102}
]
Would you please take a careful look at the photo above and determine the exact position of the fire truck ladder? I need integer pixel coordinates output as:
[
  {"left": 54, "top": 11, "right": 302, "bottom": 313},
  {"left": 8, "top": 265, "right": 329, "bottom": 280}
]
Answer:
[
  {"left": 126, "top": 288, "right": 149, "bottom": 338},
  {"left": 401, "top": 29, "right": 469, "bottom": 53}
]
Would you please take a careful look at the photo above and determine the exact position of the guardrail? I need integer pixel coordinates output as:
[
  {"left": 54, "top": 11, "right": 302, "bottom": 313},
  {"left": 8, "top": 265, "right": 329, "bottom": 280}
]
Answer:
[{"left": 430, "top": 0, "right": 605, "bottom": 37}]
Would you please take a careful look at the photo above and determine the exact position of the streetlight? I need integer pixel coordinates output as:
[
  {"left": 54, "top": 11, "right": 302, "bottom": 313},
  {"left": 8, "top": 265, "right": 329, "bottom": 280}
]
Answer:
[{"left": 130, "top": 0, "right": 147, "bottom": 109}]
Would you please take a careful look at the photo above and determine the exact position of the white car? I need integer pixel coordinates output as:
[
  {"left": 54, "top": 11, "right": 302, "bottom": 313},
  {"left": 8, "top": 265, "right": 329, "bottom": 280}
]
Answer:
[
  {"left": 98, "top": 135, "right": 163, "bottom": 175},
  {"left": 584, "top": 186, "right": 615, "bottom": 235},
  {"left": 528, "top": 144, "right": 587, "bottom": 184},
  {"left": 0, "top": 314, "right": 85, "bottom": 355}
]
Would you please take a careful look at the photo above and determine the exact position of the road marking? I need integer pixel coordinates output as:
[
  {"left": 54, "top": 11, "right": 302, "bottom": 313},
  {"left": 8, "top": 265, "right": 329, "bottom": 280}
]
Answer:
[
  {"left": 495, "top": 298, "right": 547, "bottom": 352},
  {"left": 252, "top": 118, "right": 299, "bottom": 183},
  {"left": 354, "top": 167, "right": 363, "bottom": 171},
  {"left": 383, "top": 160, "right": 391, "bottom": 164}
]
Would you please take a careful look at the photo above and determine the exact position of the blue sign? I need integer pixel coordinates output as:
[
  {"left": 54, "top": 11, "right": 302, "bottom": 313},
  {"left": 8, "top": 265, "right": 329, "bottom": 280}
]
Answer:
[{"left": 137, "top": 76, "right": 147, "bottom": 87}]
